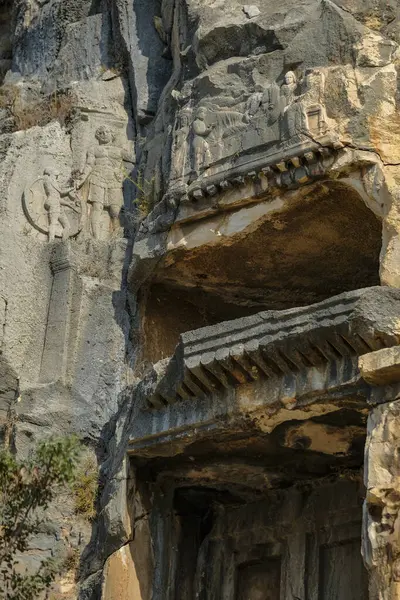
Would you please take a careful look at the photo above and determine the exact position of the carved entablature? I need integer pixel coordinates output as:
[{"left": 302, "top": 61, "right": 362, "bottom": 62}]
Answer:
[
  {"left": 128, "top": 287, "right": 400, "bottom": 458},
  {"left": 136, "top": 68, "right": 344, "bottom": 240},
  {"left": 136, "top": 145, "right": 337, "bottom": 240},
  {"left": 169, "top": 68, "right": 341, "bottom": 193}
]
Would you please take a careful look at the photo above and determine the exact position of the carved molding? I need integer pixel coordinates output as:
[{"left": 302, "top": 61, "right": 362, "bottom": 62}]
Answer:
[
  {"left": 50, "top": 241, "right": 79, "bottom": 274},
  {"left": 137, "top": 144, "right": 338, "bottom": 240},
  {"left": 186, "top": 145, "right": 337, "bottom": 202},
  {"left": 143, "top": 286, "right": 400, "bottom": 408}
]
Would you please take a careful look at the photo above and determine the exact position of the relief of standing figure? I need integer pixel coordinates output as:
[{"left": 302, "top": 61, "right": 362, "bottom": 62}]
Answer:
[
  {"left": 42, "top": 168, "right": 80, "bottom": 242},
  {"left": 280, "top": 71, "right": 307, "bottom": 139},
  {"left": 245, "top": 82, "right": 283, "bottom": 130},
  {"left": 171, "top": 109, "right": 191, "bottom": 181},
  {"left": 192, "top": 107, "right": 214, "bottom": 176},
  {"left": 76, "top": 125, "right": 135, "bottom": 239},
  {"left": 281, "top": 71, "right": 298, "bottom": 108}
]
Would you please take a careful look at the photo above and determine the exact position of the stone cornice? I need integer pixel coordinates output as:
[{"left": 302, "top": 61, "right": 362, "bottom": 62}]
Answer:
[
  {"left": 136, "top": 141, "right": 341, "bottom": 240},
  {"left": 147, "top": 287, "right": 400, "bottom": 408},
  {"left": 185, "top": 141, "right": 338, "bottom": 202},
  {"left": 127, "top": 287, "right": 400, "bottom": 458}
]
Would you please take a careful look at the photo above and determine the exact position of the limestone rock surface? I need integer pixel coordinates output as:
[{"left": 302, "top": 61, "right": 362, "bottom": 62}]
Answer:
[{"left": 2, "top": 0, "right": 400, "bottom": 598}]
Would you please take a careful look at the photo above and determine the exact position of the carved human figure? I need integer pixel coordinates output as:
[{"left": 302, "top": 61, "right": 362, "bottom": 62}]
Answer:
[
  {"left": 171, "top": 109, "right": 190, "bottom": 180},
  {"left": 42, "top": 168, "right": 79, "bottom": 242},
  {"left": 191, "top": 95, "right": 248, "bottom": 163},
  {"left": 192, "top": 107, "right": 213, "bottom": 175},
  {"left": 280, "top": 72, "right": 307, "bottom": 140},
  {"left": 260, "top": 83, "right": 281, "bottom": 126},
  {"left": 246, "top": 82, "right": 282, "bottom": 127},
  {"left": 281, "top": 71, "right": 297, "bottom": 108},
  {"left": 245, "top": 87, "right": 263, "bottom": 120},
  {"left": 77, "top": 126, "right": 134, "bottom": 239}
]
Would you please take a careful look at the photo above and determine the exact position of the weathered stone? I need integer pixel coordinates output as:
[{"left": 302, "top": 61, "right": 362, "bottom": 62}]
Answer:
[
  {"left": 360, "top": 347, "right": 400, "bottom": 386},
  {"left": 242, "top": 5, "right": 260, "bottom": 19},
  {"left": 363, "top": 401, "right": 400, "bottom": 596},
  {"left": 3, "top": 0, "right": 400, "bottom": 597},
  {"left": 144, "top": 286, "right": 400, "bottom": 406},
  {"left": 101, "top": 545, "right": 143, "bottom": 600}
]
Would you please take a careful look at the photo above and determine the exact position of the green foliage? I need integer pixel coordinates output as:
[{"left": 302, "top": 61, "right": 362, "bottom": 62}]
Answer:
[
  {"left": 61, "top": 547, "right": 80, "bottom": 574},
  {"left": 72, "top": 455, "right": 98, "bottom": 521},
  {"left": 0, "top": 436, "right": 80, "bottom": 600},
  {"left": 120, "top": 165, "right": 155, "bottom": 218}
]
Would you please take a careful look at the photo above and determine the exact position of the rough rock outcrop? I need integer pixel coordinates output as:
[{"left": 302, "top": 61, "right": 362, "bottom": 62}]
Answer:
[{"left": 2, "top": 0, "right": 400, "bottom": 598}]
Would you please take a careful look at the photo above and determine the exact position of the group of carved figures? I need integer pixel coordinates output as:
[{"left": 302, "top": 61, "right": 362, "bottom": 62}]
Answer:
[
  {"left": 24, "top": 72, "right": 327, "bottom": 241},
  {"left": 24, "top": 126, "right": 134, "bottom": 242},
  {"left": 172, "top": 70, "right": 328, "bottom": 179}
]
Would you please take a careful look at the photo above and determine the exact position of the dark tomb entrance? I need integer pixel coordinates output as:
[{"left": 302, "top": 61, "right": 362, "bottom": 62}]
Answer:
[
  {"left": 170, "top": 479, "right": 368, "bottom": 600},
  {"left": 236, "top": 560, "right": 281, "bottom": 600}
]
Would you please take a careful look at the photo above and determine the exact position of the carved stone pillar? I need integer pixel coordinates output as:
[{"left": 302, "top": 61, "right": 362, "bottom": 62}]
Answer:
[
  {"left": 360, "top": 349, "right": 400, "bottom": 600},
  {"left": 39, "top": 241, "right": 81, "bottom": 384}
]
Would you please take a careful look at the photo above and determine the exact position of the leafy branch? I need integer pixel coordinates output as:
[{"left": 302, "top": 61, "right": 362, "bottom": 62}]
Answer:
[
  {"left": 0, "top": 437, "right": 80, "bottom": 600},
  {"left": 120, "top": 164, "right": 155, "bottom": 218}
]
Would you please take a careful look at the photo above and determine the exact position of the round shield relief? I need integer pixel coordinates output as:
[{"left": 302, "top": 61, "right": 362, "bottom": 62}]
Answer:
[{"left": 22, "top": 178, "right": 82, "bottom": 238}]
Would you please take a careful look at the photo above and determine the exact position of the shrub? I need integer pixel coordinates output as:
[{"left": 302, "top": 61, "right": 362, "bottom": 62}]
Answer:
[
  {"left": 0, "top": 85, "right": 76, "bottom": 132},
  {"left": 121, "top": 165, "right": 155, "bottom": 219},
  {"left": 0, "top": 436, "right": 80, "bottom": 600},
  {"left": 72, "top": 455, "right": 98, "bottom": 521}
]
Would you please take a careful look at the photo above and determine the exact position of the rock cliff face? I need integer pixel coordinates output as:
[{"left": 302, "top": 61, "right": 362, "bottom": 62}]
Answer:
[{"left": 3, "top": 0, "right": 400, "bottom": 598}]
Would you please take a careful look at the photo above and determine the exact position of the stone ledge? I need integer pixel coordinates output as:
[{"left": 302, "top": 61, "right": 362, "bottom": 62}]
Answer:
[
  {"left": 136, "top": 143, "right": 338, "bottom": 240},
  {"left": 359, "top": 346, "right": 400, "bottom": 386},
  {"left": 147, "top": 287, "right": 400, "bottom": 408}
]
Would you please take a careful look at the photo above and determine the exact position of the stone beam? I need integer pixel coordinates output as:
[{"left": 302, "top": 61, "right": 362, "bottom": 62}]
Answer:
[
  {"left": 128, "top": 286, "right": 400, "bottom": 458},
  {"left": 359, "top": 347, "right": 400, "bottom": 386},
  {"left": 149, "top": 286, "right": 400, "bottom": 408}
]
